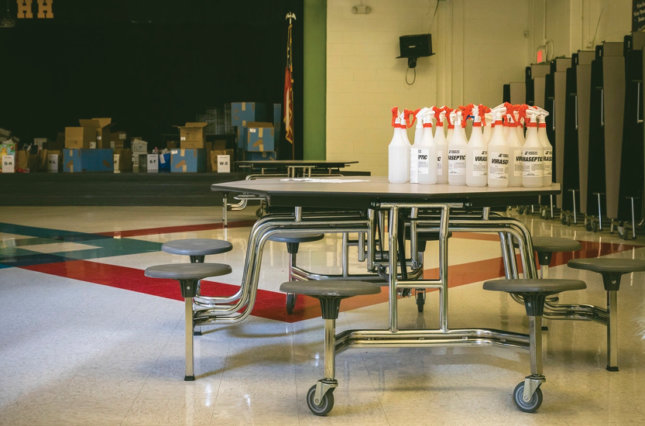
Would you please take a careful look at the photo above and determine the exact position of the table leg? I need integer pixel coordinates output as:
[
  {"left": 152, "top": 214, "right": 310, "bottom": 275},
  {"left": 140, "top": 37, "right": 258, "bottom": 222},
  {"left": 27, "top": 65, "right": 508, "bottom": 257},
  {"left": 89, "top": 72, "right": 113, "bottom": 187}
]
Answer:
[{"left": 185, "top": 296, "right": 195, "bottom": 381}]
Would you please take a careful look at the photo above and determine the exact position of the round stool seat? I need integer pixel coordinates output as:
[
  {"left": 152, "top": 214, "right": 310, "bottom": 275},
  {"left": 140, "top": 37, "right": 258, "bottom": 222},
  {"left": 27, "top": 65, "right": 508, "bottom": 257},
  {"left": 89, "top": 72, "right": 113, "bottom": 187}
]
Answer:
[
  {"left": 145, "top": 263, "right": 232, "bottom": 280},
  {"left": 280, "top": 280, "right": 381, "bottom": 298},
  {"left": 162, "top": 239, "right": 232, "bottom": 256},
  {"left": 269, "top": 232, "right": 324, "bottom": 244},
  {"left": 568, "top": 258, "right": 645, "bottom": 274},
  {"left": 531, "top": 237, "right": 581, "bottom": 253},
  {"left": 483, "top": 278, "right": 586, "bottom": 295}
]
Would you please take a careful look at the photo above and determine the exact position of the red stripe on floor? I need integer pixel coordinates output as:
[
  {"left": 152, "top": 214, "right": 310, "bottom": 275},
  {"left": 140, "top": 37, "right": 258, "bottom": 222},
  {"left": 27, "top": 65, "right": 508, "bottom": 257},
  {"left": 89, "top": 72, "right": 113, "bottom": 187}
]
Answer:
[
  {"left": 19, "top": 240, "right": 640, "bottom": 323},
  {"left": 96, "top": 220, "right": 256, "bottom": 238}
]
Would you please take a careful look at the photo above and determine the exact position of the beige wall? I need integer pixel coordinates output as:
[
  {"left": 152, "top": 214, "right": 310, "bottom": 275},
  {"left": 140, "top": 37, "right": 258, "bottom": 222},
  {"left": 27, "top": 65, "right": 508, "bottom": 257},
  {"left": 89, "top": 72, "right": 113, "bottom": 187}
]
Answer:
[
  {"left": 326, "top": 0, "right": 530, "bottom": 175},
  {"left": 529, "top": 0, "right": 632, "bottom": 59},
  {"left": 326, "top": 0, "right": 633, "bottom": 176}
]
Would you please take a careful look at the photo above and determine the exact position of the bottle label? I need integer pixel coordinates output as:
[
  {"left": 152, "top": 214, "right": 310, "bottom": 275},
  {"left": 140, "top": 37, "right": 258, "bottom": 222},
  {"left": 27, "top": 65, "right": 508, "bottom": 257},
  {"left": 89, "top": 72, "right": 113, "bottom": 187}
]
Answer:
[
  {"left": 522, "top": 150, "right": 543, "bottom": 177},
  {"left": 437, "top": 153, "right": 443, "bottom": 176},
  {"left": 448, "top": 148, "right": 466, "bottom": 176},
  {"left": 543, "top": 149, "right": 553, "bottom": 177},
  {"left": 417, "top": 148, "right": 430, "bottom": 175},
  {"left": 410, "top": 149, "right": 419, "bottom": 183},
  {"left": 472, "top": 150, "right": 487, "bottom": 177},
  {"left": 489, "top": 151, "right": 509, "bottom": 180},
  {"left": 513, "top": 149, "right": 523, "bottom": 177}
]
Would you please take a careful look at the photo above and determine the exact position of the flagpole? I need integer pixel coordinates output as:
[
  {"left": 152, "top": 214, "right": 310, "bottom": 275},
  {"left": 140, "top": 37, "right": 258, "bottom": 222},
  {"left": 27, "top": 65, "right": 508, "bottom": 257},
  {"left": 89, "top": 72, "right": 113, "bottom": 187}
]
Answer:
[{"left": 284, "top": 12, "right": 296, "bottom": 160}]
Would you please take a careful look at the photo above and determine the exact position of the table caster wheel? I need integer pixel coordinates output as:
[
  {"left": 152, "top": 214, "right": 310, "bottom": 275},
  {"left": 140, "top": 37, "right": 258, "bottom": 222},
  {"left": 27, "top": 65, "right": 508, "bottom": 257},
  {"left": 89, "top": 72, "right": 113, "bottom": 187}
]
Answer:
[
  {"left": 286, "top": 293, "right": 296, "bottom": 314},
  {"left": 617, "top": 226, "right": 627, "bottom": 240},
  {"left": 513, "top": 382, "right": 542, "bottom": 413},
  {"left": 306, "top": 384, "right": 334, "bottom": 416},
  {"left": 416, "top": 291, "right": 425, "bottom": 313},
  {"left": 561, "top": 214, "right": 570, "bottom": 226}
]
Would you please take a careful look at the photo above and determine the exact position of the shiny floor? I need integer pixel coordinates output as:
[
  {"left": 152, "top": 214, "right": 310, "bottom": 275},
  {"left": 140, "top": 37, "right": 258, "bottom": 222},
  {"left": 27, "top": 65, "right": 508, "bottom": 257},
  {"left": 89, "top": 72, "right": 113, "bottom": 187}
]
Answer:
[{"left": 1, "top": 205, "right": 644, "bottom": 425}]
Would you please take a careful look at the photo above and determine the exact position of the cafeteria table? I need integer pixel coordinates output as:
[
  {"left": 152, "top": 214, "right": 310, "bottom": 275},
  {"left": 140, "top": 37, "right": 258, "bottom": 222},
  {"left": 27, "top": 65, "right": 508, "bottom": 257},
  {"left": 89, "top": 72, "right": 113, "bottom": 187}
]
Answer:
[{"left": 205, "top": 176, "right": 561, "bottom": 412}]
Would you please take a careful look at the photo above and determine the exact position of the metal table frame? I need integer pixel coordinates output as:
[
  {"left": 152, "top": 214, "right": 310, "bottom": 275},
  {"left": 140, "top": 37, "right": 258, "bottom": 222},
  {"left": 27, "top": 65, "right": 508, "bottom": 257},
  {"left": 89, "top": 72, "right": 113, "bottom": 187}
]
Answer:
[{"left": 202, "top": 177, "right": 560, "bottom": 410}]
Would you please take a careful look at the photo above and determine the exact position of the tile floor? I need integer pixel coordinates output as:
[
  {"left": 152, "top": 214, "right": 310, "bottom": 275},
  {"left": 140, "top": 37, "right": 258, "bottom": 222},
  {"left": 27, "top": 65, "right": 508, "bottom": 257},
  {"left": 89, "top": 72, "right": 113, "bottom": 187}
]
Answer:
[{"left": 1, "top": 205, "right": 644, "bottom": 425}]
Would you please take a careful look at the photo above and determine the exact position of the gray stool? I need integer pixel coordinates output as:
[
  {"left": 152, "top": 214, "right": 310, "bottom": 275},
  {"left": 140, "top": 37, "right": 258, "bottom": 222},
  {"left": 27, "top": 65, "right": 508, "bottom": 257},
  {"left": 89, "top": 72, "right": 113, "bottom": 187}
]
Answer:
[
  {"left": 483, "top": 278, "right": 586, "bottom": 412},
  {"left": 144, "top": 262, "right": 232, "bottom": 381},
  {"left": 162, "top": 238, "right": 232, "bottom": 263},
  {"left": 567, "top": 258, "right": 645, "bottom": 371},
  {"left": 270, "top": 232, "right": 325, "bottom": 314},
  {"left": 531, "top": 237, "right": 581, "bottom": 278},
  {"left": 280, "top": 280, "right": 380, "bottom": 416}
]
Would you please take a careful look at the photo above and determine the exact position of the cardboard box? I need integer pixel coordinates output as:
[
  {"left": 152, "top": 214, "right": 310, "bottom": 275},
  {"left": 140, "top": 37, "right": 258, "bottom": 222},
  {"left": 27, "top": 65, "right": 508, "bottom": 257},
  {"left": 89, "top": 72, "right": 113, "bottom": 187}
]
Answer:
[
  {"left": 209, "top": 149, "right": 234, "bottom": 172},
  {"left": 158, "top": 152, "right": 171, "bottom": 172},
  {"left": 171, "top": 149, "right": 206, "bottom": 173},
  {"left": 1, "top": 155, "right": 15, "bottom": 173},
  {"left": 47, "top": 151, "right": 61, "bottom": 173},
  {"left": 217, "top": 155, "right": 231, "bottom": 173},
  {"left": 110, "top": 140, "right": 125, "bottom": 150},
  {"left": 0, "top": 141, "right": 16, "bottom": 172},
  {"left": 236, "top": 126, "right": 247, "bottom": 149},
  {"left": 140, "top": 153, "right": 158, "bottom": 173},
  {"left": 273, "top": 103, "right": 282, "bottom": 135},
  {"left": 67, "top": 118, "right": 113, "bottom": 149},
  {"left": 109, "top": 131, "right": 127, "bottom": 149},
  {"left": 34, "top": 137, "right": 48, "bottom": 150},
  {"left": 177, "top": 122, "right": 207, "bottom": 149},
  {"left": 64, "top": 126, "right": 94, "bottom": 149},
  {"left": 113, "top": 149, "right": 132, "bottom": 173},
  {"left": 86, "top": 118, "right": 113, "bottom": 148},
  {"left": 63, "top": 149, "right": 114, "bottom": 173},
  {"left": 15, "top": 150, "right": 29, "bottom": 171},
  {"left": 131, "top": 139, "right": 148, "bottom": 153},
  {"left": 245, "top": 151, "right": 276, "bottom": 161},
  {"left": 231, "top": 102, "right": 268, "bottom": 127},
  {"left": 246, "top": 122, "right": 275, "bottom": 152}
]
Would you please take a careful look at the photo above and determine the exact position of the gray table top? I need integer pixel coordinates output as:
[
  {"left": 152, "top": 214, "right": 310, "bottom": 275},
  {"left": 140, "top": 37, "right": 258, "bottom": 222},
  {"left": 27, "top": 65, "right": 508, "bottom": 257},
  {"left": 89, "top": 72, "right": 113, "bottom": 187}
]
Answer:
[
  {"left": 211, "top": 176, "right": 560, "bottom": 209},
  {"left": 236, "top": 160, "right": 358, "bottom": 168}
]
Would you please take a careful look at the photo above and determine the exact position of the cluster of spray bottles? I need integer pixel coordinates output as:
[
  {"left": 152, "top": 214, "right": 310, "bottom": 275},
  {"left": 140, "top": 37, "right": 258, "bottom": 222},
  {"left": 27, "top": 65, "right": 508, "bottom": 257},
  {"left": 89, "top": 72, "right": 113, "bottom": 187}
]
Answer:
[{"left": 388, "top": 103, "right": 553, "bottom": 188}]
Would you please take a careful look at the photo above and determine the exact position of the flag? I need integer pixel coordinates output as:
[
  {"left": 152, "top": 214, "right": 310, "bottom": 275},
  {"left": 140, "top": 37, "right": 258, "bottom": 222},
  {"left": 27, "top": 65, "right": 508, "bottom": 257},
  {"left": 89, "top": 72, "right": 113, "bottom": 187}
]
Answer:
[{"left": 283, "top": 14, "right": 295, "bottom": 145}]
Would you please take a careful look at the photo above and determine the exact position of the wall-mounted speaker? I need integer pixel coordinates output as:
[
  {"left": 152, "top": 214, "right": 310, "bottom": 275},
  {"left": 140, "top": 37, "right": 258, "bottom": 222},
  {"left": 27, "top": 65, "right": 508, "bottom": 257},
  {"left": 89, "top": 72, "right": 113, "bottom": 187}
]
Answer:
[{"left": 397, "top": 34, "right": 434, "bottom": 68}]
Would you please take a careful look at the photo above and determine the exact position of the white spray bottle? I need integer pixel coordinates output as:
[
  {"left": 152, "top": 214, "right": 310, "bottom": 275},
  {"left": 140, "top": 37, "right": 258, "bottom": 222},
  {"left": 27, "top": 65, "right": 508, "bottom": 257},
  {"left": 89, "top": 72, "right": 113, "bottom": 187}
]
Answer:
[
  {"left": 487, "top": 105, "right": 510, "bottom": 187},
  {"left": 535, "top": 107, "right": 553, "bottom": 186},
  {"left": 521, "top": 108, "right": 544, "bottom": 187},
  {"left": 388, "top": 107, "right": 410, "bottom": 184},
  {"left": 466, "top": 105, "right": 488, "bottom": 187},
  {"left": 417, "top": 107, "right": 437, "bottom": 184},
  {"left": 433, "top": 106, "right": 449, "bottom": 184},
  {"left": 409, "top": 108, "right": 423, "bottom": 183},
  {"left": 448, "top": 109, "right": 468, "bottom": 186},
  {"left": 504, "top": 104, "right": 523, "bottom": 187}
]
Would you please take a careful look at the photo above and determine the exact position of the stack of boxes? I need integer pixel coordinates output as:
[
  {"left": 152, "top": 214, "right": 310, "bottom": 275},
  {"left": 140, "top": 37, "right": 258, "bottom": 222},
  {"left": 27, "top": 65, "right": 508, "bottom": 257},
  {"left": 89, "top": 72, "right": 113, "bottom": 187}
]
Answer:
[
  {"left": 111, "top": 130, "right": 132, "bottom": 173},
  {"left": 1, "top": 102, "right": 282, "bottom": 175},
  {"left": 171, "top": 122, "right": 207, "bottom": 173},
  {"left": 231, "top": 102, "right": 281, "bottom": 161},
  {"left": 63, "top": 118, "right": 114, "bottom": 172}
]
